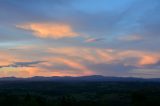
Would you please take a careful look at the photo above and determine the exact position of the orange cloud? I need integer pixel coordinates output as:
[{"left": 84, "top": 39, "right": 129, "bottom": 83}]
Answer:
[
  {"left": 43, "top": 57, "right": 93, "bottom": 75},
  {"left": 0, "top": 63, "right": 86, "bottom": 78},
  {"left": 0, "top": 67, "right": 33, "bottom": 78},
  {"left": 0, "top": 46, "right": 159, "bottom": 77},
  {"left": 0, "top": 48, "right": 94, "bottom": 77},
  {"left": 0, "top": 51, "right": 15, "bottom": 66},
  {"left": 139, "top": 55, "right": 159, "bottom": 66},
  {"left": 48, "top": 47, "right": 160, "bottom": 67},
  {"left": 117, "top": 50, "right": 159, "bottom": 67},
  {"left": 17, "top": 23, "right": 78, "bottom": 39}
]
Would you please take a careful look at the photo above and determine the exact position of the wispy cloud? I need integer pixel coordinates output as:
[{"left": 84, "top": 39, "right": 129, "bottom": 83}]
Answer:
[
  {"left": 48, "top": 47, "right": 160, "bottom": 67},
  {"left": 0, "top": 46, "right": 160, "bottom": 77},
  {"left": 85, "top": 38, "right": 104, "bottom": 43},
  {"left": 118, "top": 35, "right": 143, "bottom": 42}
]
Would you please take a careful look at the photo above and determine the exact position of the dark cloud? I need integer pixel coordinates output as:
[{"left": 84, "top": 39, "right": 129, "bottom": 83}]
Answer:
[{"left": 0, "top": 61, "right": 45, "bottom": 68}]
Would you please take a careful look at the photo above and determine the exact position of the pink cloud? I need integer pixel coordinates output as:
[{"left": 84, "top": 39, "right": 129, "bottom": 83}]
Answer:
[
  {"left": 0, "top": 46, "right": 159, "bottom": 77},
  {"left": 17, "top": 23, "right": 78, "bottom": 39}
]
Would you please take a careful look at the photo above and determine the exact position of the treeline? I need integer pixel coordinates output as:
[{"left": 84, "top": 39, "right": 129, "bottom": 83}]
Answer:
[
  {"left": 0, "top": 91, "right": 160, "bottom": 106},
  {"left": 0, "top": 81, "right": 160, "bottom": 106}
]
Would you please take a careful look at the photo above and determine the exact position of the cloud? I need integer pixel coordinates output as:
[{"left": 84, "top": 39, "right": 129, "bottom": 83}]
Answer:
[
  {"left": 42, "top": 57, "right": 94, "bottom": 75},
  {"left": 0, "top": 51, "right": 15, "bottom": 66},
  {"left": 118, "top": 35, "right": 143, "bottom": 42},
  {"left": 117, "top": 50, "right": 159, "bottom": 67},
  {"left": 46, "top": 47, "right": 160, "bottom": 77},
  {"left": 48, "top": 47, "right": 160, "bottom": 67},
  {"left": 0, "top": 46, "right": 160, "bottom": 77},
  {"left": 130, "top": 68, "right": 160, "bottom": 78},
  {"left": 0, "top": 66, "right": 88, "bottom": 78},
  {"left": 85, "top": 38, "right": 104, "bottom": 43},
  {"left": 17, "top": 23, "right": 78, "bottom": 39},
  {"left": 11, "top": 61, "right": 45, "bottom": 67},
  {"left": 0, "top": 61, "right": 45, "bottom": 68}
]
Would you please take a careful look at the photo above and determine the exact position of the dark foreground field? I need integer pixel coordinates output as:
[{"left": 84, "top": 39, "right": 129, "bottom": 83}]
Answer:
[{"left": 0, "top": 81, "right": 160, "bottom": 106}]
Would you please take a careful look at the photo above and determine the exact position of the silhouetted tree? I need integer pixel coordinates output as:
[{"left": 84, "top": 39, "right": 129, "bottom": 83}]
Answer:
[
  {"left": 59, "top": 96, "right": 75, "bottom": 106},
  {"left": 35, "top": 96, "right": 46, "bottom": 106},
  {"left": 131, "top": 91, "right": 147, "bottom": 106}
]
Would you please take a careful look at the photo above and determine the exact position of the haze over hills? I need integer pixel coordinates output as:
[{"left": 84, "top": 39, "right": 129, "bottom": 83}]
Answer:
[{"left": 0, "top": 75, "right": 160, "bottom": 82}]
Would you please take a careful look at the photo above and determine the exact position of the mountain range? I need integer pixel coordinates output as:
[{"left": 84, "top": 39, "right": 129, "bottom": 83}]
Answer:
[{"left": 0, "top": 75, "right": 160, "bottom": 82}]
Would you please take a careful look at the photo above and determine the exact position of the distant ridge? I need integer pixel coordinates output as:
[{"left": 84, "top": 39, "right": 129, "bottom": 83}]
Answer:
[{"left": 0, "top": 75, "right": 160, "bottom": 82}]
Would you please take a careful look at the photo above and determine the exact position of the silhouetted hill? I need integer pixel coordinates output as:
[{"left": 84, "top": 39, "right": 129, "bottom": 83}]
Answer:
[
  {"left": 0, "top": 76, "right": 160, "bottom": 106},
  {"left": 0, "top": 75, "right": 160, "bottom": 82}
]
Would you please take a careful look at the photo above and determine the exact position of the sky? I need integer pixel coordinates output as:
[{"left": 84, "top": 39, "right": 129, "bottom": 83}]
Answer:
[{"left": 0, "top": 0, "right": 160, "bottom": 78}]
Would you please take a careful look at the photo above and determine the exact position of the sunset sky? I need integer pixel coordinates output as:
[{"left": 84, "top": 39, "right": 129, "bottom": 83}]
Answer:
[{"left": 0, "top": 0, "right": 160, "bottom": 78}]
